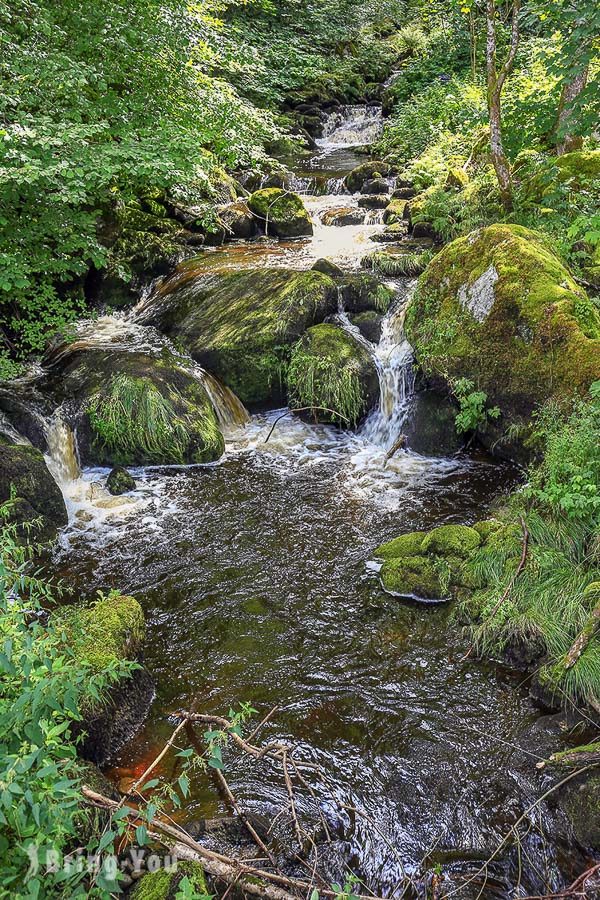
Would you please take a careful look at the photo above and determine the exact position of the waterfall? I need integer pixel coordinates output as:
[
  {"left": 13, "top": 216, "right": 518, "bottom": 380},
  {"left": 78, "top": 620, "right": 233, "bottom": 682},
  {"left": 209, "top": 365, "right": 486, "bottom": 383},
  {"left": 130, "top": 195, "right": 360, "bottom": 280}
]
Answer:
[
  {"left": 317, "top": 105, "right": 383, "bottom": 148},
  {"left": 361, "top": 290, "right": 415, "bottom": 450},
  {"left": 45, "top": 414, "right": 81, "bottom": 485},
  {"left": 197, "top": 369, "right": 249, "bottom": 431}
]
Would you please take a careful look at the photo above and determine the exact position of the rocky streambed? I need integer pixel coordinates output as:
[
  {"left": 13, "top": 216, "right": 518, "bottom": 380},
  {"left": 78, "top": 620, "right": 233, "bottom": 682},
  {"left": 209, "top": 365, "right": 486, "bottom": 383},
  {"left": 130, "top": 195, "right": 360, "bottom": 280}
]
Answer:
[{"left": 1, "top": 105, "right": 599, "bottom": 897}]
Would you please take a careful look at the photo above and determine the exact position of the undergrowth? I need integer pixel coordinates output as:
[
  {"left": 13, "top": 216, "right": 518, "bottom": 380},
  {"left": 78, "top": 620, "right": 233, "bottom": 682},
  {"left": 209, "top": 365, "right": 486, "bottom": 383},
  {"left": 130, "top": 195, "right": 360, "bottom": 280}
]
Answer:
[{"left": 288, "top": 351, "right": 365, "bottom": 427}]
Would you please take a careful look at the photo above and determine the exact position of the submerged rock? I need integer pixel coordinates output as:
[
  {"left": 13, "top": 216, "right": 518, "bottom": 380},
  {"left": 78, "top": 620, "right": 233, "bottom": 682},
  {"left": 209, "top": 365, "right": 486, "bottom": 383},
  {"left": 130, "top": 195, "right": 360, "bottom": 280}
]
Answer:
[
  {"left": 288, "top": 322, "right": 379, "bottom": 426},
  {"left": 138, "top": 267, "right": 338, "bottom": 405},
  {"left": 53, "top": 592, "right": 153, "bottom": 765},
  {"left": 405, "top": 224, "right": 600, "bottom": 460},
  {"left": 106, "top": 465, "right": 136, "bottom": 495},
  {"left": 0, "top": 441, "right": 68, "bottom": 541},
  {"left": 248, "top": 188, "right": 313, "bottom": 239},
  {"left": 46, "top": 347, "right": 224, "bottom": 467}
]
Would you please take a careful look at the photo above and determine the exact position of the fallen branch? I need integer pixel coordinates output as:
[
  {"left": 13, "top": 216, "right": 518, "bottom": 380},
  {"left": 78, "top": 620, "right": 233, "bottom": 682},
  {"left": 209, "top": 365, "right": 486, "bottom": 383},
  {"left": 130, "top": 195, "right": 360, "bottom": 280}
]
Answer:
[
  {"left": 463, "top": 514, "right": 529, "bottom": 660},
  {"left": 264, "top": 407, "right": 350, "bottom": 442},
  {"left": 520, "top": 861, "right": 600, "bottom": 899},
  {"left": 384, "top": 434, "right": 406, "bottom": 462},
  {"left": 563, "top": 603, "right": 600, "bottom": 670}
]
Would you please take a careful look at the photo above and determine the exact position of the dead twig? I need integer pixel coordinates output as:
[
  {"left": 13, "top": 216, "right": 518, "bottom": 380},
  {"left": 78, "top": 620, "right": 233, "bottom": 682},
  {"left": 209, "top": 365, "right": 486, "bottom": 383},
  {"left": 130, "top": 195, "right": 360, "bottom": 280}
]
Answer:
[
  {"left": 520, "top": 861, "right": 600, "bottom": 898},
  {"left": 264, "top": 407, "right": 350, "bottom": 442}
]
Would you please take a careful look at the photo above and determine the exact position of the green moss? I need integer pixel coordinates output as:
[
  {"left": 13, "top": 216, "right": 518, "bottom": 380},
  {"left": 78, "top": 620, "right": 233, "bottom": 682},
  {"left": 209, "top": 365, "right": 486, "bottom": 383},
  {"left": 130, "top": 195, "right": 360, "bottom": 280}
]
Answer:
[
  {"left": 473, "top": 519, "right": 502, "bottom": 542},
  {"left": 53, "top": 592, "right": 145, "bottom": 673},
  {"left": 380, "top": 554, "right": 446, "bottom": 599},
  {"left": 145, "top": 267, "right": 337, "bottom": 405},
  {"left": 88, "top": 373, "right": 223, "bottom": 466},
  {"left": 382, "top": 199, "right": 407, "bottom": 225},
  {"left": 445, "top": 167, "right": 469, "bottom": 189},
  {"left": 374, "top": 530, "right": 427, "bottom": 559},
  {"left": 288, "top": 323, "right": 378, "bottom": 426},
  {"left": 406, "top": 224, "right": 600, "bottom": 453},
  {"left": 555, "top": 150, "right": 600, "bottom": 184},
  {"left": 344, "top": 161, "right": 391, "bottom": 192},
  {"left": 131, "top": 861, "right": 208, "bottom": 900},
  {"left": 248, "top": 188, "right": 312, "bottom": 238},
  {"left": 421, "top": 524, "right": 481, "bottom": 558}
]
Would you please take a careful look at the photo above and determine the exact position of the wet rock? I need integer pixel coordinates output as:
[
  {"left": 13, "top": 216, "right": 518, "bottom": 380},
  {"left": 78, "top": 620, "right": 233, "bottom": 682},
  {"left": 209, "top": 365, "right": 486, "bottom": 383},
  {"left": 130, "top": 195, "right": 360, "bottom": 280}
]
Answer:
[
  {"left": 344, "top": 160, "right": 391, "bottom": 193},
  {"left": 383, "top": 199, "right": 408, "bottom": 225},
  {"left": 137, "top": 267, "right": 338, "bottom": 405},
  {"left": 339, "top": 273, "right": 395, "bottom": 314},
  {"left": 321, "top": 206, "right": 365, "bottom": 226},
  {"left": 372, "top": 223, "right": 408, "bottom": 242},
  {"left": 288, "top": 322, "right": 379, "bottom": 426},
  {"left": 357, "top": 194, "right": 389, "bottom": 210},
  {"left": 312, "top": 258, "right": 344, "bottom": 277},
  {"left": 557, "top": 773, "right": 600, "bottom": 850},
  {"left": 45, "top": 346, "right": 224, "bottom": 467},
  {"left": 217, "top": 200, "right": 258, "bottom": 240},
  {"left": 392, "top": 186, "right": 417, "bottom": 200},
  {"left": 350, "top": 310, "right": 383, "bottom": 343},
  {"left": 412, "top": 222, "right": 438, "bottom": 239},
  {"left": 361, "top": 177, "right": 390, "bottom": 195},
  {"left": 106, "top": 465, "right": 136, "bottom": 495},
  {"left": 0, "top": 441, "right": 68, "bottom": 541},
  {"left": 53, "top": 592, "right": 154, "bottom": 765},
  {"left": 248, "top": 188, "right": 313, "bottom": 239},
  {"left": 405, "top": 224, "right": 600, "bottom": 461}
]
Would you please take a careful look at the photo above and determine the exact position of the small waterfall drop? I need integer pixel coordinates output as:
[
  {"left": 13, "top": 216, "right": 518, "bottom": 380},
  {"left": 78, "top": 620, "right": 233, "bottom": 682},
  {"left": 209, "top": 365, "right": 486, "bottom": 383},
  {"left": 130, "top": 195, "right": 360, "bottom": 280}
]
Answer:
[
  {"left": 45, "top": 414, "right": 81, "bottom": 485},
  {"left": 197, "top": 369, "right": 249, "bottom": 432}
]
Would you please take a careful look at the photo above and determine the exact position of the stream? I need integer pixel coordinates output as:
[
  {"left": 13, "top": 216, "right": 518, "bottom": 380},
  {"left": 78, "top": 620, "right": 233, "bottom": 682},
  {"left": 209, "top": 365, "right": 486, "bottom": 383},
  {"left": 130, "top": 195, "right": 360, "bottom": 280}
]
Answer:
[{"left": 6, "top": 105, "right": 590, "bottom": 897}]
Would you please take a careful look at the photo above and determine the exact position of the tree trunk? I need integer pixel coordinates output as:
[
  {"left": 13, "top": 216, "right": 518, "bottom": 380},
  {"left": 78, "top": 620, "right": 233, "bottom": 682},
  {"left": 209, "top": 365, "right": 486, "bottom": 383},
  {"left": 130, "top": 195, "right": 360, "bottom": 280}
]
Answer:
[
  {"left": 555, "top": 64, "right": 589, "bottom": 155},
  {"left": 486, "top": 0, "right": 520, "bottom": 211}
]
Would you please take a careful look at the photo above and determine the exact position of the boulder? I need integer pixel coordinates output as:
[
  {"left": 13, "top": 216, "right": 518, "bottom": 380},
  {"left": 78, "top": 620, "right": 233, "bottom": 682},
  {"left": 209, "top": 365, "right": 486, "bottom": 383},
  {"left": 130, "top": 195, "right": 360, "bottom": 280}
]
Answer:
[
  {"left": 321, "top": 206, "right": 365, "bottom": 226},
  {"left": 371, "top": 223, "right": 408, "bottom": 243},
  {"left": 248, "top": 188, "right": 313, "bottom": 239},
  {"left": 218, "top": 200, "right": 258, "bottom": 240},
  {"left": 350, "top": 310, "right": 383, "bottom": 343},
  {"left": 392, "top": 186, "right": 417, "bottom": 200},
  {"left": 312, "top": 258, "right": 344, "bottom": 277},
  {"left": 53, "top": 592, "right": 153, "bottom": 765},
  {"left": 0, "top": 441, "right": 68, "bottom": 541},
  {"left": 383, "top": 199, "right": 408, "bottom": 225},
  {"left": 405, "top": 225, "right": 600, "bottom": 459},
  {"left": 339, "top": 273, "right": 395, "bottom": 314},
  {"left": 288, "top": 323, "right": 379, "bottom": 426},
  {"left": 106, "top": 465, "right": 136, "bottom": 495},
  {"left": 358, "top": 195, "right": 389, "bottom": 210},
  {"left": 45, "top": 347, "right": 224, "bottom": 467},
  {"left": 375, "top": 524, "right": 482, "bottom": 602},
  {"left": 361, "top": 177, "right": 390, "bottom": 195},
  {"left": 137, "top": 267, "right": 338, "bottom": 405},
  {"left": 344, "top": 161, "right": 391, "bottom": 193}
]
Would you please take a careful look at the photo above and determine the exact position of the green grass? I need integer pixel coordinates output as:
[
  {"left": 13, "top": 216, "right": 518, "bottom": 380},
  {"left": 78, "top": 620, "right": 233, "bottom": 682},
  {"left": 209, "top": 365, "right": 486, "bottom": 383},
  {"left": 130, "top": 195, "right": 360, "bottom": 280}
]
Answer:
[
  {"left": 288, "top": 350, "right": 365, "bottom": 427},
  {"left": 88, "top": 374, "right": 192, "bottom": 465},
  {"left": 364, "top": 248, "right": 435, "bottom": 276}
]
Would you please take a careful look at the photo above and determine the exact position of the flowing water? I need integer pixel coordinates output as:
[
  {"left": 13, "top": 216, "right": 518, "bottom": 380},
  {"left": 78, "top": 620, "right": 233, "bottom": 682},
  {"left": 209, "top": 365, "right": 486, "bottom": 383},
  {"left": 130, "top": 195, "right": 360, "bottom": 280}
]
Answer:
[{"left": 9, "top": 105, "right": 589, "bottom": 896}]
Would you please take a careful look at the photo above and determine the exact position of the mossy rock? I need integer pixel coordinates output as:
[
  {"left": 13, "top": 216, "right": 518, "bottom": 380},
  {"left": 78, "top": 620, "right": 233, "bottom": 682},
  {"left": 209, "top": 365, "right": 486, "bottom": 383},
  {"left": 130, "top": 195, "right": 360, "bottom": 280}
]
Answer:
[
  {"left": 312, "top": 258, "right": 344, "bottom": 277},
  {"left": 374, "top": 530, "right": 427, "bottom": 559},
  {"left": 405, "top": 224, "right": 600, "bottom": 459},
  {"left": 131, "top": 861, "right": 208, "bottom": 900},
  {"left": 339, "top": 274, "right": 395, "bottom": 314},
  {"left": 138, "top": 267, "right": 337, "bottom": 405},
  {"left": 380, "top": 554, "right": 447, "bottom": 601},
  {"left": 53, "top": 592, "right": 145, "bottom": 673},
  {"left": 344, "top": 161, "right": 391, "bottom": 193},
  {"left": 248, "top": 188, "right": 313, "bottom": 239},
  {"left": 382, "top": 199, "right": 408, "bottom": 225},
  {"left": 218, "top": 200, "right": 258, "bottom": 240},
  {"left": 106, "top": 465, "right": 136, "bottom": 495},
  {"left": 555, "top": 150, "right": 600, "bottom": 187},
  {"left": 421, "top": 524, "right": 481, "bottom": 558},
  {"left": 321, "top": 206, "right": 365, "bottom": 226},
  {"left": 46, "top": 347, "right": 224, "bottom": 467},
  {"left": 445, "top": 167, "right": 469, "bottom": 189},
  {"left": 350, "top": 310, "right": 383, "bottom": 344},
  {"left": 288, "top": 323, "right": 379, "bottom": 426},
  {"left": 473, "top": 519, "right": 503, "bottom": 542},
  {"left": 558, "top": 774, "right": 600, "bottom": 849},
  {"left": 0, "top": 444, "right": 68, "bottom": 541}
]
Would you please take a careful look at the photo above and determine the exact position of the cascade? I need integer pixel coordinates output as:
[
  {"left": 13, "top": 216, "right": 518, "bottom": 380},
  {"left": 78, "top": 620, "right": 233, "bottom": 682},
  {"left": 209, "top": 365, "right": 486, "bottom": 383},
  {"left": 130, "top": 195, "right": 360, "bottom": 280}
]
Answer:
[
  {"left": 45, "top": 413, "right": 81, "bottom": 485},
  {"left": 317, "top": 105, "right": 383, "bottom": 147}
]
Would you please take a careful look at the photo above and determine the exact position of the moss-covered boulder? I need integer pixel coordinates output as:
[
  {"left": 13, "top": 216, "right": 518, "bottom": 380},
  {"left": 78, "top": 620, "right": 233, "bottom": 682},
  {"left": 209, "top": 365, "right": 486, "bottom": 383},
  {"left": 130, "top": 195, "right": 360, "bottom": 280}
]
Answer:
[
  {"left": 248, "top": 188, "right": 313, "bottom": 239},
  {"left": 344, "top": 161, "right": 391, "bottom": 193},
  {"left": 339, "top": 273, "right": 395, "bottom": 314},
  {"left": 288, "top": 323, "right": 379, "bottom": 426},
  {"left": 0, "top": 443, "right": 68, "bottom": 541},
  {"left": 106, "top": 465, "right": 136, "bottom": 495},
  {"left": 382, "top": 199, "right": 408, "bottom": 225},
  {"left": 405, "top": 225, "right": 600, "bottom": 458},
  {"left": 312, "top": 258, "right": 344, "bottom": 277},
  {"left": 375, "top": 524, "right": 482, "bottom": 601},
  {"left": 131, "top": 861, "right": 207, "bottom": 900},
  {"left": 46, "top": 347, "right": 225, "bottom": 467},
  {"left": 53, "top": 592, "right": 153, "bottom": 764},
  {"left": 138, "top": 267, "right": 338, "bottom": 405}
]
